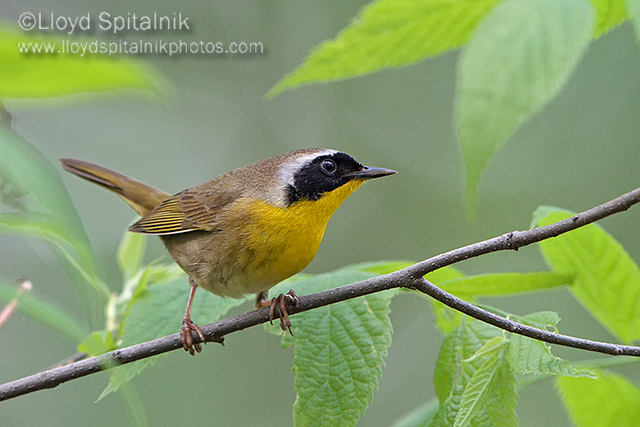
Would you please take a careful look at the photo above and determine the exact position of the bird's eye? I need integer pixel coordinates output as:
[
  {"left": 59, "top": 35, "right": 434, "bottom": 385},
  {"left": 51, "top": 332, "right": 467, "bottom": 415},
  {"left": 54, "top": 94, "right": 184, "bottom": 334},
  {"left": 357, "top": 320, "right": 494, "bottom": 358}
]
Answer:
[{"left": 320, "top": 159, "right": 337, "bottom": 175}]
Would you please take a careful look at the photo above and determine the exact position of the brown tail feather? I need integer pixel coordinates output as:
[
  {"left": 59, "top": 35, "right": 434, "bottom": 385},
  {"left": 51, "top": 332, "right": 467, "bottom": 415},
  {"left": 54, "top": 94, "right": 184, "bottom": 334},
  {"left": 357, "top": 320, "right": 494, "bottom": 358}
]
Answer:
[{"left": 60, "top": 158, "right": 169, "bottom": 217}]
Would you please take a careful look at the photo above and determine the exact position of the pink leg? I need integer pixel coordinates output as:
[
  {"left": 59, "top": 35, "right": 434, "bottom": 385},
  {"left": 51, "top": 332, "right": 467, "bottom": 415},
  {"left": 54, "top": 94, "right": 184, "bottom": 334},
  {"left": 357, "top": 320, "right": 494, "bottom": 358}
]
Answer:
[{"left": 181, "top": 279, "right": 206, "bottom": 355}]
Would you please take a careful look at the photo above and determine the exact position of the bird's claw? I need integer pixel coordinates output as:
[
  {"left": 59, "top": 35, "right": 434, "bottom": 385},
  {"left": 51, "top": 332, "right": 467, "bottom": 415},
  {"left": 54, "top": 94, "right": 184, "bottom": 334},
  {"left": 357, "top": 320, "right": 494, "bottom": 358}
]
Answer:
[
  {"left": 181, "top": 317, "right": 206, "bottom": 356},
  {"left": 268, "top": 290, "right": 299, "bottom": 335}
]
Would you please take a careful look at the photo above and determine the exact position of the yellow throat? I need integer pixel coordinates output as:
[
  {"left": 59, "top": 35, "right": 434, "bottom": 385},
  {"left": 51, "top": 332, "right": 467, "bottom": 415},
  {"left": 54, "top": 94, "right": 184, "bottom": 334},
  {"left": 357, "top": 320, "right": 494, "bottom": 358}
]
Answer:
[{"left": 244, "top": 179, "right": 366, "bottom": 284}]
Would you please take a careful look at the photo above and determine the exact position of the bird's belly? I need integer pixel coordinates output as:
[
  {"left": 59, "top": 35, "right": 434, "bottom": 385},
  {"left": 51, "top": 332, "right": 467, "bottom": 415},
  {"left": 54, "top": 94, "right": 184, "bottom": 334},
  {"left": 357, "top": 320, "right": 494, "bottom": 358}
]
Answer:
[
  {"left": 160, "top": 201, "right": 328, "bottom": 299},
  {"left": 224, "top": 202, "right": 326, "bottom": 296}
]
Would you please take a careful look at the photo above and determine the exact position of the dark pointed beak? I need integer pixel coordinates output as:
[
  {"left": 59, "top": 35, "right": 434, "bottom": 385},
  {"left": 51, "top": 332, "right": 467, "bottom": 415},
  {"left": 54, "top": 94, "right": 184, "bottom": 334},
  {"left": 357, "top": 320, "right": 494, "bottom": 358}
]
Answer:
[{"left": 347, "top": 166, "right": 397, "bottom": 179}]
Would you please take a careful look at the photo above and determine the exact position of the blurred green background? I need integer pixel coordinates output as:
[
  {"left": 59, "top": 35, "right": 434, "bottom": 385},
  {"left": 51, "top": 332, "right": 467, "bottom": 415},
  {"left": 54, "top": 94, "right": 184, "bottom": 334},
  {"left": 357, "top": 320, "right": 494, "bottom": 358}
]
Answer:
[{"left": 2, "top": 1, "right": 640, "bottom": 426}]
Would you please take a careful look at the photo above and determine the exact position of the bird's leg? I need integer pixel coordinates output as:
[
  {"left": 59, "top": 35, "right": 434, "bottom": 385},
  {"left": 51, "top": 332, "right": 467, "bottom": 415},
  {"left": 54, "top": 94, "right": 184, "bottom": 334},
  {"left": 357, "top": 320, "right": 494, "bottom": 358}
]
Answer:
[
  {"left": 255, "top": 291, "right": 269, "bottom": 308},
  {"left": 255, "top": 290, "right": 299, "bottom": 335},
  {"left": 181, "top": 278, "right": 206, "bottom": 355}
]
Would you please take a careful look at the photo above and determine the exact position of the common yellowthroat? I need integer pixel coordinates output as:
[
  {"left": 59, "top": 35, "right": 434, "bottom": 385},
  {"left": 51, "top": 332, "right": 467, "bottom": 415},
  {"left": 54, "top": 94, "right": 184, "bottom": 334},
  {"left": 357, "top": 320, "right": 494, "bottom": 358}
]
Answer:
[{"left": 61, "top": 149, "right": 396, "bottom": 354}]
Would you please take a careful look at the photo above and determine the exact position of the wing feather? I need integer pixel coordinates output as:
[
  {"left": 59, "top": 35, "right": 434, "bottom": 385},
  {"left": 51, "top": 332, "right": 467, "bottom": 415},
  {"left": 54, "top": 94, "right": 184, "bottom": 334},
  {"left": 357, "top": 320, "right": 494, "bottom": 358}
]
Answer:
[{"left": 129, "top": 188, "right": 239, "bottom": 235}]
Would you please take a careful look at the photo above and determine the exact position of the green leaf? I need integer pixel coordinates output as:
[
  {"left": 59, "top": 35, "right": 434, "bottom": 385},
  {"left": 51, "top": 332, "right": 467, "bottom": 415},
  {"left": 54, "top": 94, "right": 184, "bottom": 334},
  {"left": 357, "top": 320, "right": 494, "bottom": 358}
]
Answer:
[
  {"left": 117, "top": 231, "right": 146, "bottom": 280},
  {"left": 0, "top": 126, "right": 108, "bottom": 301},
  {"left": 475, "top": 352, "right": 518, "bottom": 427},
  {"left": 97, "top": 357, "right": 154, "bottom": 402},
  {"left": 77, "top": 330, "right": 116, "bottom": 356},
  {"left": 268, "top": 0, "right": 501, "bottom": 97},
  {"left": 556, "top": 370, "right": 640, "bottom": 426},
  {"left": 441, "top": 271, "right": 570, "bottom": 297},
  {"left": 457, "top": 0, "right": 594, "bottom": 211},
  {"left": 432, "top": 318, "right": 514, "bottom": 426},
  {"left": 285, "top": 268, "right": 395, "bottom": 427},
  {"left": 0, "top": 282, "right": 88, "bottom": 343},
  {"left": 534, "top": 208, "right": 640, "bottom": 343},
  {"left": 628, "top": 0, "right": 640, "bottom": 45},
  {"left": 516, "top": 310, "right": 560, "bottom": 330},
  {"left": 507, "top": 311, "right": 595, "bottom": 378},
  {"left": 390, "top": 398, "right": 439, "bottom": 427},
  {"left": 430, "top": 295, "right": 472, "bottom": 336},
  {"left": 0, "top": 26, "right": 159, "bottom": 98},
  {"left": 454, "top": 337, "right": 514, "bottom": 427},
  {"left": 0, "top": 213, "right": 104, "bottom": 294},
  {"left": 529, "top": 205, "right": 559, "bottom": 229},
  {"left": 98, "top": 279, "right": 249, "bottom": 400},
  {"left": 107, "top": 265, "right": 151, "bottom": 337},
  {"left": 590, "top": 0, "right": 629, "bottom": 37}
]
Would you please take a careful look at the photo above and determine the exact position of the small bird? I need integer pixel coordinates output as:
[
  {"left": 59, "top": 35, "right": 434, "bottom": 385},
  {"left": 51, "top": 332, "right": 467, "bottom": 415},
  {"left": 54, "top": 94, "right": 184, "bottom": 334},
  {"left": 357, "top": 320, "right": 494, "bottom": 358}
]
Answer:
[{"left": 61, "top": 149, "right": 396, "bottom": 354}]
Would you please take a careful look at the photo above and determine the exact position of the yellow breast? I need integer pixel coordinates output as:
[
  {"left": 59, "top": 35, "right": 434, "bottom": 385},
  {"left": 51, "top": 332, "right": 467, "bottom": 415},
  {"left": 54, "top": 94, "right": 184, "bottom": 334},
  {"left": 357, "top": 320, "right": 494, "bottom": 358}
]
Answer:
[{"left": 241, "top": 179, "right": 365, "bottom": 287}]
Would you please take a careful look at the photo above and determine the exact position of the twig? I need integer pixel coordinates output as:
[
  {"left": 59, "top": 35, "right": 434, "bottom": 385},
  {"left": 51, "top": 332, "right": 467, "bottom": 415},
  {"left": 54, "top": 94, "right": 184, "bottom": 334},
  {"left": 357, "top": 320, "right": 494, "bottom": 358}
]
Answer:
[
  {"left": 0, "top": 279, "right": 33, "bottom": 331},
  {"left": 413, "top": 278, "right": 640, "bottom": 355},
  {"left": 1, "top": 186, "right": 640, "bottom": 401}
]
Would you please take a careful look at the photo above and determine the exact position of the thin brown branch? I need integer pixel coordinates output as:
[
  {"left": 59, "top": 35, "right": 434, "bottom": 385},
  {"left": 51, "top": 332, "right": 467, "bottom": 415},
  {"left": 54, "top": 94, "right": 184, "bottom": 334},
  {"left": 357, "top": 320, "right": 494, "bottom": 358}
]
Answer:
[
  {"left": 2, "top": 186, "right": 640, "bottom": 402},
  {"left": 413, "top": 278, "right": 640, "bottom": 355}
]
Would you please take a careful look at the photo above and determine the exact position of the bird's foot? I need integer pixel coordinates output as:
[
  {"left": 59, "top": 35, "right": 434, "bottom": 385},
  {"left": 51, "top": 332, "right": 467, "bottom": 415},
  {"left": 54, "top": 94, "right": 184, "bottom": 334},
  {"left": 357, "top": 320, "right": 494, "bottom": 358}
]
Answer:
[
  {"left": 181, "top": 316, "right": 206, "bottom": 356},
  {"left": 262, "top": 290, "right": 299, "bottom": 335}
]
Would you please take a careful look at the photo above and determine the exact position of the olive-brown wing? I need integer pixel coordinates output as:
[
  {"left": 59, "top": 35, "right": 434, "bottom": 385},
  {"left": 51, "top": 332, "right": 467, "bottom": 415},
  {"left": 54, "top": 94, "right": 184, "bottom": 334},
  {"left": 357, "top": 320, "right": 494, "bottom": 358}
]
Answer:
[{"left": 129, "top": 188, "right": 240, "bottom": 235}]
